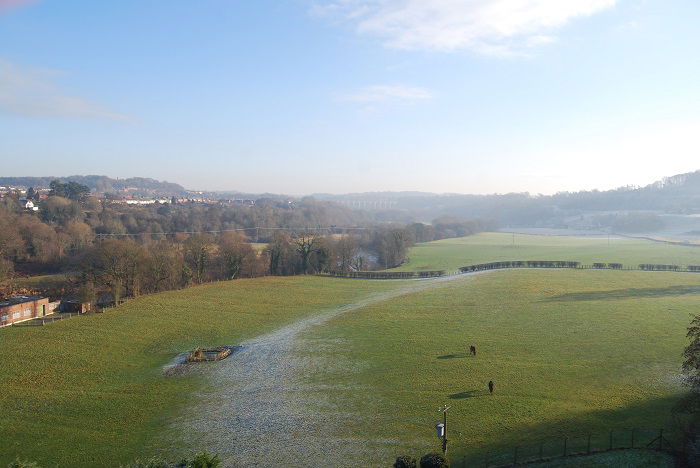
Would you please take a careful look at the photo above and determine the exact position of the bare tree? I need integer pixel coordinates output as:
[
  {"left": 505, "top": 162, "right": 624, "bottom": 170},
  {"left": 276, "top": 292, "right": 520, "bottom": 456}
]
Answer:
[
  {"left": 218, "top": 232, "right": 254, "bottom": 279},
  {"left": 184, "top": 234, "right": 213, "bottom": 284},
  {"left": 334, "top": 236, "right": 359, "bottom": 273},
  {"left": 295, "top": 233, "right": 320, "bottom": 274}
]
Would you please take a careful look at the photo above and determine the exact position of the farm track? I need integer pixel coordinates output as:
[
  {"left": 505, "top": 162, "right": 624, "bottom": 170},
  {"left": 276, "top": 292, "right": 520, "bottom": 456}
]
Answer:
[{"left": 176, "top": 272, "right": 477, "bottom": 467}]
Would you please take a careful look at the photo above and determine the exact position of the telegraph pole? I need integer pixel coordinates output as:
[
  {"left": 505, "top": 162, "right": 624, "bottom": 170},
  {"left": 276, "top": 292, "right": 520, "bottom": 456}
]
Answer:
[{"left": 438, "top": 404, "right": 450, "bottom": 456}]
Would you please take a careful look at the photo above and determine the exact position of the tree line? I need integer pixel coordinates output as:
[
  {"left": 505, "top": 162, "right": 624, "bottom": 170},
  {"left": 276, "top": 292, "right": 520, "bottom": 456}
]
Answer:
[{"left": 0, "top": 183, "right": 494, "bottom": 302}]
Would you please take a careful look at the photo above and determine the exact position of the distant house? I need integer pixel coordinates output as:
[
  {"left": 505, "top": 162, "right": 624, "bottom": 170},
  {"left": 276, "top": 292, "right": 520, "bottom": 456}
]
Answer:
[
  {"left": 0, "top": 296, "right": 59, "bottom": 327},
  {"left": 121, "top": 199, "right": 170, "bottom": 205},
  {"left": 22, "top": 200, "right": 39, "bottom": 211},
  {"left": 233, "top": 199, "right": 256, "bottom": 206}
]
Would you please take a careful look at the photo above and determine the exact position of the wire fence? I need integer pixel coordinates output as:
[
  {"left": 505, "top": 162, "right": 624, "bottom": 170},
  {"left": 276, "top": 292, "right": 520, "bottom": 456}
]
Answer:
[
  {"left": 454, "top": 428, "right": 682, "bottom": 467},
  {"left": 10, "top": 312, "right": 77, "bottom": 327}
]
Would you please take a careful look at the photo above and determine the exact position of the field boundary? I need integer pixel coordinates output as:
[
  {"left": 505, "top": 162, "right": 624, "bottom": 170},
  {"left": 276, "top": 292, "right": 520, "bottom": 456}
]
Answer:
[
  {"left": 320, "top": 259, "right": 700, "bottom": 280},
  {"left": 457, "top": 260, "right": 700, "bottom": 273},
  {"left": 455, "top": 427, "right": 684, "bottom": 467},
  {"left": 319, "top": 270, "right": 446, "bottom": 279}
]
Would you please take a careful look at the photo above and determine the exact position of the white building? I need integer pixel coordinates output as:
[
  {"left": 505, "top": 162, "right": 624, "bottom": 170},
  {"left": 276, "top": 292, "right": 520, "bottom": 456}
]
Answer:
[{"left": 24, "top": 200, "right": 39, "bottom": 211}]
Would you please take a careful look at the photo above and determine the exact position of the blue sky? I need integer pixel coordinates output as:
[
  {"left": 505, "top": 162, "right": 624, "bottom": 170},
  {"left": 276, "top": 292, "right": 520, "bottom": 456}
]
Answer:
[{"left": 1, "top": 0, "right": 699, "bottom": 194}]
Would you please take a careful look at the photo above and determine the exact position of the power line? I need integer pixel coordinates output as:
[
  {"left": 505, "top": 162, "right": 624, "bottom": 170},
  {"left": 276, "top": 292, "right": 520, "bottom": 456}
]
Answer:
[{"left": 94, "top": 226, "right": 370, "bottom": 238}]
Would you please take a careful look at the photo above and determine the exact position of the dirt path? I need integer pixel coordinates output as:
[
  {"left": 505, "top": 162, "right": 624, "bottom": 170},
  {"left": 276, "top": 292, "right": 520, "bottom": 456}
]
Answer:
[{"left": 176, "top": 273, "right": 476, "bottom": 467}]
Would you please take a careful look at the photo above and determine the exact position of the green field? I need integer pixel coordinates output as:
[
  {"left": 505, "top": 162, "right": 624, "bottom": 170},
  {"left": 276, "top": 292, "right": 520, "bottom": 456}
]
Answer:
[
  {"left": 529, "top": 449, "right": 675, "bottom": 467},
  {"left": 0, "top": 276, "right": 401, "bottom": 467},
  {"left": 1, "top": 233, "right": 696, "bottom": 467},
  {"left": 300, "top": 269, "right": 692, "bottom": 464},
  {"left": 3, "top": 273, "right": 70, "bottom": 291},
  {"left": 395, "top": 232, "right": 700, "bottom": 272}
]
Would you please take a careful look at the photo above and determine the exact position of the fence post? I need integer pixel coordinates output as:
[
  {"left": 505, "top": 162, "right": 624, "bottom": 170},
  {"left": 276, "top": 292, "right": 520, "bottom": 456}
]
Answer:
[
  {"left": 609, "top": 430, "right": 613, "bottom": 450},
  {"left": 563, "top": 436, "right": 568, "bottom": 457},
  {"left": 631, "top": 429, "right": 634, "bottom": 448},
  {"left": 659, "top": 429, "right": 663, "bottom": 450},
  {"left": 539, "top": 442, "right": 543, "bottom": 460},
  {"left": 587, "top": 434, "right": 591, "bottom": 454},
  {"left": 513, "top": 446, "right": 518, "bottom": 465}
]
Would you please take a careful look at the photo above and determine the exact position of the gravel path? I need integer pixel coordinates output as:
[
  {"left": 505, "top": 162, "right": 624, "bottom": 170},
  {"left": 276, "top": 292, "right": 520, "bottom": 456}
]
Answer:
[{"left": 176, "top": 273, "right": 475, "bottom": 467}]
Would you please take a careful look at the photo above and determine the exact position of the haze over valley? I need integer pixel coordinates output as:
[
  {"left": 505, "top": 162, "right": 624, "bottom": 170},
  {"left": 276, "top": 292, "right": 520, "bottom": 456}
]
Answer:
[{"left": 2, "top": 1, "right": 700, "bottom": 467}]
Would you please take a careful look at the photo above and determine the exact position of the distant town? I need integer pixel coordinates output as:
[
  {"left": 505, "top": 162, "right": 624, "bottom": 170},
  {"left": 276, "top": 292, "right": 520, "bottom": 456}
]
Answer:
[{"left": 0, "top": 183, "right": 279, "bottom": 209}]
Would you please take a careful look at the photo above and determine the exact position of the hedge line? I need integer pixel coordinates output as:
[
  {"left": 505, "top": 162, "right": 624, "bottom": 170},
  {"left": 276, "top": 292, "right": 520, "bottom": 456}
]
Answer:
[
  {"left": 322, "top": 261, "right": 700, "bottom": 280},
  {"left": 323, "top": 270, "right": 446, "bottom": 279},
  {"left": 459, "top": 260, "right": 580, "bottom": 272}
]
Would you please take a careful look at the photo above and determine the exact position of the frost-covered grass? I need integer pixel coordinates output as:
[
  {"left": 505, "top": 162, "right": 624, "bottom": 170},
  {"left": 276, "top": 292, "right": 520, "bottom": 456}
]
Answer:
[
  {"left": 3, "top": 231, "right": 699, "bottom": 467},
  {"left": 395, "top": 232, "right": 700, "bottom": 272},
  {"left": 300, "top": 269, "right": 694, "bottom": 465},
  {"left": 0, "top": 275, "right": 401, "bottom": 467}
]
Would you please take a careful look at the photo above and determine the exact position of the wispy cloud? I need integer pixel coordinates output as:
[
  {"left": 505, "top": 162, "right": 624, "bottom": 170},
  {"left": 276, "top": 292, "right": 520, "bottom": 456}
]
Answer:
[
  {"left": 0, "top": 59, "right": 130, "bottom": 121},
  {"left": 0, "top": 0, "right": 35, "bottom": 15},
  {"left": 340, "top": 84, "right": 434, "bottom": 102},
  {"left": 313, "top": 0, "right": 617, "bottom": 55}
]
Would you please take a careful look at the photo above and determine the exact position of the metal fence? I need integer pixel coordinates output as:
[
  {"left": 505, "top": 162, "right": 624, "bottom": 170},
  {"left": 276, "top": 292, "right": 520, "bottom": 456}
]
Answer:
[
  {"left": 12, "top": 312, "right": 77, "bottom": 326},
  {"left": 454, "top": 428, "right": 681, "bottom": 467}
]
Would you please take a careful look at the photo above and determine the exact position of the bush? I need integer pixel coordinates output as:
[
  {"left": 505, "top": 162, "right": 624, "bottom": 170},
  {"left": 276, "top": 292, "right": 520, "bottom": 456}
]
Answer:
[
  {"left": 394, "top": 455, "right": 417, "bottom": 468},
  {"left": 419, "top": 453, "right": 449, "bottom": 468},
  {"left": 187, "top": 453, "right": 221, "bottom": 468}
]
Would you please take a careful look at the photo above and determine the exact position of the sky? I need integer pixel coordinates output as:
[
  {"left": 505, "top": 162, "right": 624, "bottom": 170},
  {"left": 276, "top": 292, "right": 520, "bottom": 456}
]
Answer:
[{"left": 0, "top": 0, "right": 699, "bottom": 195}]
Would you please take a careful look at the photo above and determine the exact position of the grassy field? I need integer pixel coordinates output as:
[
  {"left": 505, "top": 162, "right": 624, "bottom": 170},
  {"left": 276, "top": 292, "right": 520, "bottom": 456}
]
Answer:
[
  {"left": 395, "top": 232, "right": 700, "bottom": 272},
  {"left": 529, "top": 449, "right": 675, "bottom": 467},
  {"left": 2, "top": 232, "right": 697, "bottom": 466},
  {"left": 0, "top": 276, "right": 403, "bottom": 467},
  {"left": 299, "top": 269, "right": 694, "bottom": 465},
  {"left": 2, "top": 273, "right": 71, "bottom": 292}
]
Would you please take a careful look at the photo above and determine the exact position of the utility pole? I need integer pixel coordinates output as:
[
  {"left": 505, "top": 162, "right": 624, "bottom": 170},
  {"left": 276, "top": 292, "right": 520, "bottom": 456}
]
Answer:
[{"left": 437, "top": 404, "right": 450, "bottom": 456}]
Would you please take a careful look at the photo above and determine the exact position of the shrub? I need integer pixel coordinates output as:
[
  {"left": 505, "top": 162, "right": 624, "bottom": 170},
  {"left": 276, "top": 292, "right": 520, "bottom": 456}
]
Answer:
[
  {"left": 187, "top": 453, "right": 221, "bottom": 468},
  {"left": 394, "top": 455, "right": 417, "bottom": 468},
  {"left": 419, "top": 453, "right": 449, "bottom": 468}
]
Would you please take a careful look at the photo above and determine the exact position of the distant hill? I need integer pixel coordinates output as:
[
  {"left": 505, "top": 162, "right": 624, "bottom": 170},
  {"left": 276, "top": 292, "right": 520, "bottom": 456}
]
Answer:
[
  {"left": 0, "top": 175, "right": 187, "bottom": 196},
  {"left": 5, "top": 169, "right": 700, "bottom": 226},
  {"left": 315, "top": 169, "right": 700, "bottom": 227}
]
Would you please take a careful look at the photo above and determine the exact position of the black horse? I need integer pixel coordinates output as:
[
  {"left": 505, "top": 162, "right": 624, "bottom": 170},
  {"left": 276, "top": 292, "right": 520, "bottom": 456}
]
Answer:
[{"left": 469, "top": 345, "right": 476, "bottom": 356}]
